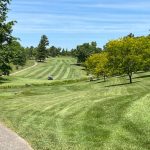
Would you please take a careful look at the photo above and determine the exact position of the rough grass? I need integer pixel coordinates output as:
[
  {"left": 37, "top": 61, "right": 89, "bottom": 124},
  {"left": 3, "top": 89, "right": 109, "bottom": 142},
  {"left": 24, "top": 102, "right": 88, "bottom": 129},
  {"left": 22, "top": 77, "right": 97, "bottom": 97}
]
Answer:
[
  {"left": 0, "top": 68, "right": 150, "bottom": 150},
  {"left": 10, "top": 59, "right": 35, "bottom": 73}
]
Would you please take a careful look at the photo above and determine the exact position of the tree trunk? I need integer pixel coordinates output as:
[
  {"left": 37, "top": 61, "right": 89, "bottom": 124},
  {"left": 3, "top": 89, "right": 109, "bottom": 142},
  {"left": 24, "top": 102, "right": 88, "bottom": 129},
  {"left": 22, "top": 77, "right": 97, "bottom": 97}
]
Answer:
[
  {"left": 16, "top": 65, "right": 19, "bottom": 70},
  {"left": 104, "top": 75, "right": 106, "bottom": 82},
  {"left": 129, "top": 74, "right": 132, "bottom": 84}
]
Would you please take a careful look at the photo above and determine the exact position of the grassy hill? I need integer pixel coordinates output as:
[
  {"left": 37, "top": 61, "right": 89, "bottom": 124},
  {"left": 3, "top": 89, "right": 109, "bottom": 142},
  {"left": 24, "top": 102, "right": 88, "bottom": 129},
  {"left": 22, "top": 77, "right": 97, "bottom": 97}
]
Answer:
[
  {"left": 0, "top": 57, "right": 87, "bottom": 88},
  {"left": 10, "top": 59, "right": 35, "bottom": 74},
  {"left": 13, "top": 57, "right": 86, "bottom": 80},
  {"left": 0, "top": 57, "right": 150, "bottom": 150}
]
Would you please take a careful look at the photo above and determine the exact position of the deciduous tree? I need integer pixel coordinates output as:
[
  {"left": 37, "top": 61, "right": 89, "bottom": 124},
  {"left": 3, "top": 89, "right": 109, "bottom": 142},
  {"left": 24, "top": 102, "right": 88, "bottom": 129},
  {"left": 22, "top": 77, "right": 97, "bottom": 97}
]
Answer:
[
  {"left": 85, "top": 52, "right": 109, "bottom": 81},
  {"left": 76, "top": 42, "right": 102, "bottom": 63},
  {"left": 105, "top": 36, "right": 143, "bottom": 83},
  {"left": 0, "top": 0, "right": 16, "bottom": 75},
  {"left": 10, "top": 41, "right": 26, "bottom": 69}
]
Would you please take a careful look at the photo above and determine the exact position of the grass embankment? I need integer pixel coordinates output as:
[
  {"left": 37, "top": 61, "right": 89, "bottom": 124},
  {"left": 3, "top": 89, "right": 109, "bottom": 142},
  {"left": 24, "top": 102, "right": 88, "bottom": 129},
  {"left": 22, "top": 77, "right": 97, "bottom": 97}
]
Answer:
[{"left": 0, "top": 68, "right": 150, "bottom": 149}]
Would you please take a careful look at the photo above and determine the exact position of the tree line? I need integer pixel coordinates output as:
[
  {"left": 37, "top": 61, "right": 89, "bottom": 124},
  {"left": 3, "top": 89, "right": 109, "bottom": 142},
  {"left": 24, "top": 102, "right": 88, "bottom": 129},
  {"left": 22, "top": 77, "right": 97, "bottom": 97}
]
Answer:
[
  {"left": 0, "top": 0, "right": 76, "bottom": 75},
  {"left": 0, "top": 0, "right": 102, "bottom": 75},
  {"left": 33, "top": 35, "right": 102, "bottom": 63},
  {"left": 85, "top": 34, "right": 150, "bottom": 83},
  {"left": 28, "top": 34, "right": 150, "bottom": 84},
  {"left": 32, "top": 35, "right": 73, "bottom": 62},
  {"left": 0, "top": 0, "right": 150, "bottom": 83}
]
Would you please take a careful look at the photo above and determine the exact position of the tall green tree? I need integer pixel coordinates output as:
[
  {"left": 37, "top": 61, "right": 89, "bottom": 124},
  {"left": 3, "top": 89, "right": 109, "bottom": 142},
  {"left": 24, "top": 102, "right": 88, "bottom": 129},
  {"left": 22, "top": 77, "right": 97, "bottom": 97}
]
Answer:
[
  {"left": 70, "top": 48, "right": 77, "bottom": 57},
  {"left": 139, "top": 36, "right": 150, "bottom": 71},
  {"left": 36, "top": 35, "right": 49, "bottom": 62},
  {"left": 48, "top": 46, "right": 61, "bottom": 57},
  {"left": 25, "top": 46, "right": 36, "bottom": 60},
  {"left": 105, "top": 36, "right": 143, "bottom": 83},
  {"left": 10, "top": 41, "right": 26, "bottom": 69},
  {"left": 76, "top": 42, "right": 102, "bottom": 63},
  {"left": 0, "top": 0, "right": 16, "bottom": 75}
]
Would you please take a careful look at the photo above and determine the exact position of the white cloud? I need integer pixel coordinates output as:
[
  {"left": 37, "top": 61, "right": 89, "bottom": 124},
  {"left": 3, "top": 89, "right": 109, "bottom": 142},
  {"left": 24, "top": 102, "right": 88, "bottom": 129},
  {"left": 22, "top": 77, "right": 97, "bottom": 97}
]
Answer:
[{"left": 80, "top": 2, "right": 150, "bottom": 9}]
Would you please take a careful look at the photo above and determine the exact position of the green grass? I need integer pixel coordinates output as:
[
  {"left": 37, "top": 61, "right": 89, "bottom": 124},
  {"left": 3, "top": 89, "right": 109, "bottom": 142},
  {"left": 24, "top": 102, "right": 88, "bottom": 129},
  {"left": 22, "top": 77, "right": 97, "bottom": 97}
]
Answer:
[
  {"left": 0, "top": 57, "right": 150, "bottom": 150},
  {"left": 13, "top": 57, "right": 86, "bottom": 80},
  {"left": 0, "top": 57, "right": 87, "bottom": 88},
  {"left": 10, "top": 59, "right": 35, "bottom": 73}
]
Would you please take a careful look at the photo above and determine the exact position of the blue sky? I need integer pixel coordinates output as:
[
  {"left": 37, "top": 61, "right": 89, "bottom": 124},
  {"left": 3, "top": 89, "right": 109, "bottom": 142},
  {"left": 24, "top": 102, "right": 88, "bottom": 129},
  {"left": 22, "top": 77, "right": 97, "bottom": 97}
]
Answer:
[{"left": 8, "top": 0, "right": 150, "bottom": 49}]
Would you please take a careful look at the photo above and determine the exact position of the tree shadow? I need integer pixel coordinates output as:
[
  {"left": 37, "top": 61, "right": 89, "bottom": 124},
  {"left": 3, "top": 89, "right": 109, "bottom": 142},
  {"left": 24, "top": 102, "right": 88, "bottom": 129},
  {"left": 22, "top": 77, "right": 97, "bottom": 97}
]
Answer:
[
  {"left": 0, "top": 77, "right": 9, "bottom": 84},
  {"left": 134, "top": 71, "right": 145, "bottom": 74},
  {"left": 86, "top": 78, "right": 102, "bottom": 83},
  {"left": 70, "top": 63, "right": 82, "bottom": 66},
  {"left": 94, "top": 80, "right": 106, "bottom": 84},
  {"left": 133, "top": 74, "right": 150, "bottom": 79},
  {"left": 37, "top": 61, "right": 47, "bottom": 63},
  {"left": 105, "top": 81, "right": 140, "bottom": 87}
]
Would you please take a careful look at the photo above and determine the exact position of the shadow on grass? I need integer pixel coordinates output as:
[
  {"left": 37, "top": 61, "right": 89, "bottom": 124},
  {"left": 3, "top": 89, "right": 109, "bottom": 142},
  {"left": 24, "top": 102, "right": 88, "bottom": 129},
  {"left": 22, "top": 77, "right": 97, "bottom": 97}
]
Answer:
[
  {"left": 0, "top": 77, "right": 9, "bottom": 84},
  {"left": 86, "top": 78, "right": 103, "bottom": 83},
  {"left": 105, "top": 81, "right": 140, "bottom": 87},
  {"left": 133, "top": 74, "right": 150, "bottom": 79},
  {"left": 94, "top": 80, "right": 106, "bottom": 84},
  {"left": 37, "top": 61, "right": 47, "bottom": 63},
  {"left": 70, "top": 63, "right": 82, "bottom": 66}
]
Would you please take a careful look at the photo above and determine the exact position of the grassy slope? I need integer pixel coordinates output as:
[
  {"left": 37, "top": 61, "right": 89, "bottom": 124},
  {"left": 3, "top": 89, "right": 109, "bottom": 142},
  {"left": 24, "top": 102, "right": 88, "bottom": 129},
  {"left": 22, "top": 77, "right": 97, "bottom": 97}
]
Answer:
[
  {"left": 0, "top": 57, "right": 86, "bottom": 88},
  {"left": 0, "top": 57, "right": 150, "bottom": 150},
  {"left": 14, "top": 57, "right": 86, "bottom": 80},
  {"left": 10, "top": 59, "right": 35, "bottom": 73}
]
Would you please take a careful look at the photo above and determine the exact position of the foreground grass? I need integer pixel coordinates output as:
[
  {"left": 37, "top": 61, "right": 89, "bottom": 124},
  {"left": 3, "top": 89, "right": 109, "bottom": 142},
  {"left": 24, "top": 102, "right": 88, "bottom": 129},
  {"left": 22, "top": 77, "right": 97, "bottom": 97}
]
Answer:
[{"left": 0, "top": 71, "right": 150, "bottom": 150}]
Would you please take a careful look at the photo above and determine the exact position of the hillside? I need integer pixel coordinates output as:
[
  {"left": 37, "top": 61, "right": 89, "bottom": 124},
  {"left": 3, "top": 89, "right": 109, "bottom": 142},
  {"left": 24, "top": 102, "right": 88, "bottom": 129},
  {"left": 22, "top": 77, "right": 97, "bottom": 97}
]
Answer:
[
  {"left": 0, "top": 57, "right": 150, "bottom": 150},
  {"left": 0, "top": 57, "right": 87, "bottom": 88},
  {"left": 13, "top": 57, "right": 86, "bottom": 80}
]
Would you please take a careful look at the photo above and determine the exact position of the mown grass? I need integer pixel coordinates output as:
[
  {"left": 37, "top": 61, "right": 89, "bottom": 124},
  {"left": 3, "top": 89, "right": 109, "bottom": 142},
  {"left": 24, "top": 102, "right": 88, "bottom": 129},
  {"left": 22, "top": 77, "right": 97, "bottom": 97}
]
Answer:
[
  {"left": 13, "top": 57, "right": 86, "bottom": 80},
  {"left": 0, "top": 57, "right": 87, "bottom": 88},
  {"left": 0, "top": 68, "right": 150, "bottom": 150}
]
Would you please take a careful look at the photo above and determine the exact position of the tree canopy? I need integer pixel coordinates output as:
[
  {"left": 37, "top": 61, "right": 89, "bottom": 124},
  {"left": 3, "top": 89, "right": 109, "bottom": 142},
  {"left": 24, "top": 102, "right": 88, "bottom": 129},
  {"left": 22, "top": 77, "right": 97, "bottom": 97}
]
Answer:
[
  {"left": 84, "top": 34, "right": 150, "bottom": 84},
  {"left": 85, "top": 52, "right": 109, "bottom": 81},
  {"left": 104, "top": 35, "right": 150, "bottom": 83},
  {"left": 48, "top": 46, "right": 61, "bottom": 57},
  {"left": 10, "top": 41, "right": 26, "bottom": 68},
  {"left": 0, "top": 0, "right": 16, "bottom": 75},
  {"left": 35, "top": 35, "right": 49, "bottom": 62},
  {"left": 76, "top": 42, "right": 102, "bottom": 63}
]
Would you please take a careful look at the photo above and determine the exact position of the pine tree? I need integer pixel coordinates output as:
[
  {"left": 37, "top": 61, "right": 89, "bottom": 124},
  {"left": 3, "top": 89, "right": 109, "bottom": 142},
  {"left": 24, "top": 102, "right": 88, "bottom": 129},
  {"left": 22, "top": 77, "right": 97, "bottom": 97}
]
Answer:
[{"left": 36, "top": 35, "right": 49, "bottom": 62}]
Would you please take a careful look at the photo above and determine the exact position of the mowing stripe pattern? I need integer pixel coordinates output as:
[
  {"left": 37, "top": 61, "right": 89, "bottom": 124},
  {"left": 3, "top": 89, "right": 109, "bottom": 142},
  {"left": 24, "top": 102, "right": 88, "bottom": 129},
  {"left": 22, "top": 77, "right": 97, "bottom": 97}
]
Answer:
[{"left": 14, "top": 57, "right": 86, "bottom": 80}]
